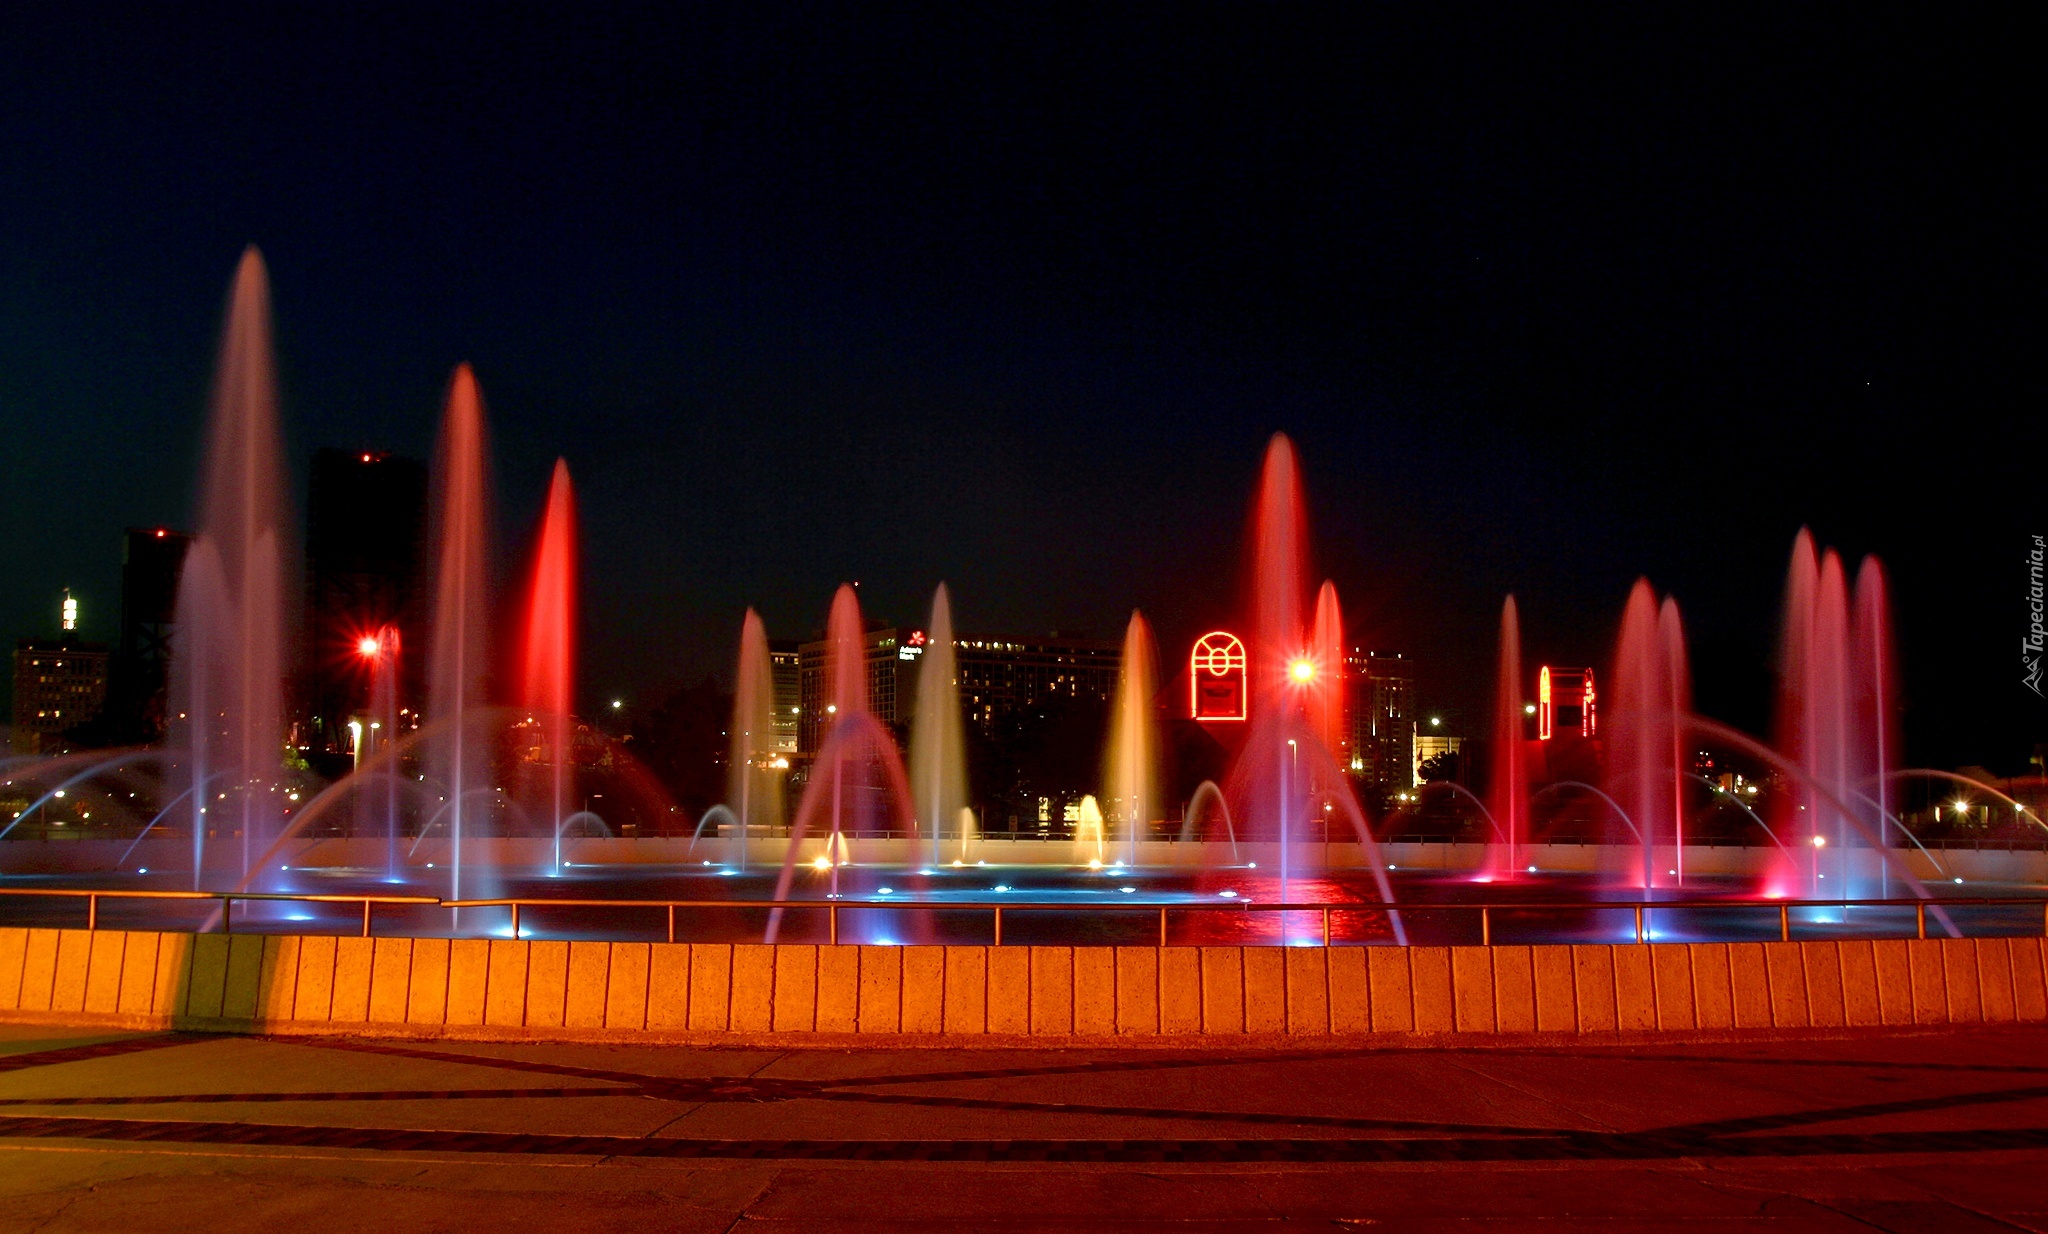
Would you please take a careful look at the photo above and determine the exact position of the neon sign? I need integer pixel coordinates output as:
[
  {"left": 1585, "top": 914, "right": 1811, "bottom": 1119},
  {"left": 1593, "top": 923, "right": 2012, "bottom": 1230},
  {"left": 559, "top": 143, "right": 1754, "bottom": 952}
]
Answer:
[
  {"left": 1190, "top": 631, "right": 1247, "bottom": 721},
  {"left": 1538, "top": 665, "right": 1595, "bottom": 739}
]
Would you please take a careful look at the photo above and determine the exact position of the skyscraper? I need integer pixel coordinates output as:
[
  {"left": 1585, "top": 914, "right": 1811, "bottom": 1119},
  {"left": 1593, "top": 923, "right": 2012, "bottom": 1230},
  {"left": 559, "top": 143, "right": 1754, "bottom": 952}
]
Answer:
[
  {"left": 107, "top": 526, "right": 190, "bottom": 743},
  {"left": 1346, "top": 649, "right": 1415, "bottom": 796}
]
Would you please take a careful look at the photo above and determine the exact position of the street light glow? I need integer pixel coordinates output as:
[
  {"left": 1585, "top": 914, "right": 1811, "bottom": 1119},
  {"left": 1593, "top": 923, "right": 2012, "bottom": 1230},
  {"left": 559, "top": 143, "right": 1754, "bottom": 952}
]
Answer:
[{"left": 1288, "top": 658, "right": 1316, "bottom": 683}]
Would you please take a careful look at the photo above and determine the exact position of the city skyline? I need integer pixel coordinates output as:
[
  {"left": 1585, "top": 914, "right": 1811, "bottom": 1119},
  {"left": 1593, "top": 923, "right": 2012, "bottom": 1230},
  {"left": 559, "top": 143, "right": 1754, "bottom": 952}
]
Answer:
[{"left": 1, "top": 9, "right": 2031, "bottom": 771}]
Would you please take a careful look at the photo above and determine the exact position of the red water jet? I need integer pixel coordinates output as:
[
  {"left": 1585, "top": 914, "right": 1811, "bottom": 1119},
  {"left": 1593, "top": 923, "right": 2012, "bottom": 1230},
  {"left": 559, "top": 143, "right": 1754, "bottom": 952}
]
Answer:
[{"left": 520, "top": 459, "right": 578, "bottom": 867}]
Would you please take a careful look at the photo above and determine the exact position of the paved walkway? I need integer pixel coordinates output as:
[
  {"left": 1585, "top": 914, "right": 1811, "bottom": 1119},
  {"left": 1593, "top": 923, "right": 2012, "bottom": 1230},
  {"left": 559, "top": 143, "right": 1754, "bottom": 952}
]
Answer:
[{"left": 3, "top": 1024, "right": 2048, "bottom": 1230}]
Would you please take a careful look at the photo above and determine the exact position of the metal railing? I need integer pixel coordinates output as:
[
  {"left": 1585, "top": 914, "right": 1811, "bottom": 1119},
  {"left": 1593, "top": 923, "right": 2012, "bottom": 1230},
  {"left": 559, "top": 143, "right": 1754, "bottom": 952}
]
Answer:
[
  {"left": 0, "top": 888, "right": 441, "bottom": 937},
  {"left": 7, "top": 886, "right": 2048, "bottom": 946}
]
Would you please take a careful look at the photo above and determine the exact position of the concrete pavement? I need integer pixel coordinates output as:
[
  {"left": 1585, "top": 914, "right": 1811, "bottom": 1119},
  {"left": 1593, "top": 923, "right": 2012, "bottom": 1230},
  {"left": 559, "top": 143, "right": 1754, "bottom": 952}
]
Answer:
[{"left": 5, "top": 1023, "right": 2048, "bottom": 1230}]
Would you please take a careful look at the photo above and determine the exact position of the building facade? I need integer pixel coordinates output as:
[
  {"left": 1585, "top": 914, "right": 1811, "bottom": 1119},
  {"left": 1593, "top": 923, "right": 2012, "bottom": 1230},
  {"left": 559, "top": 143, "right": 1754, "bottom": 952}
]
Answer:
[
  {"left": 12, "top": 636, "right": 110, "bottom": 755},
  {"left": 108, "top": 526, "right": 190, "bottom": 743},
  {"left": 1346, "top": 649, "right": 1415, "bottom": 793}
]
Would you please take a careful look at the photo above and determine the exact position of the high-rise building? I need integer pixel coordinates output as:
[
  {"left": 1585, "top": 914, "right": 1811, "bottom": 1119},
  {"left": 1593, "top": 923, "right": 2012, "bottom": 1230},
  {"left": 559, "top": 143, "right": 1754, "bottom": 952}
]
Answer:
[
  {"left": 795, "top": 627, "right": 1121, "bottom": 753},
  {"left": 953, "top": 634, "right": 1121, "bottom": 737},
  {"left": 769, "top": 639, "right": 800, "bottom": 753},
  {"left": 796, "top": 624, "right": 909, "bottom": 752},
  {"left": 12, "top": 594, "right": 110, "bottom": 754},
  {"left": 1345, "top": 649, "right": 1415, "bottom": 793},
  {"left": 107, "top": 526, "right": 190, "bottom": 743},
  {"left": 304, "top": 449, "right": 428, "bottom": 759}
]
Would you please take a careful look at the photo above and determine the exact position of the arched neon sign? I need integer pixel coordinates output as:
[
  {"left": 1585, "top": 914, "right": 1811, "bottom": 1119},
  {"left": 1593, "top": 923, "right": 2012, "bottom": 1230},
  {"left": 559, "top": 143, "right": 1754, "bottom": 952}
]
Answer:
[{"left": 1190, "top": 631, "right": 1247, "bottom": 721}]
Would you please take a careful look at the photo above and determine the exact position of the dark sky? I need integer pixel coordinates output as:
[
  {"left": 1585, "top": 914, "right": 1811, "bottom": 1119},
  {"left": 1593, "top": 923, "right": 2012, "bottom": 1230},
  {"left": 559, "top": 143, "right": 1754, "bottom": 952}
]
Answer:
[{"left": 0, "top": 7, "right": 2035, "bottom": 768}]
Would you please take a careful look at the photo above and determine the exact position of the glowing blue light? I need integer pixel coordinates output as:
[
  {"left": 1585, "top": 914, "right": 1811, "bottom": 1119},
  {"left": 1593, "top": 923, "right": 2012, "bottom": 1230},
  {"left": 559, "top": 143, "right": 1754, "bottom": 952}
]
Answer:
[
  {"left": 994, "top": 885, "right": 1011, "bottom": 893},
  {"left": 137, "top": 868, "right": 147, "bottom": 874},
  {"left": 919, "top": 868, "right": 936, "bottom": 876},
  {"left": 702, "top": 860, "right": 712, "bottom": 866},
  {"left": 718, "top": 869, "right": 738, "bottom": 876},
  {"left": 878, "top": 887, "right": 893, "bottom": 895},
  {"left": 1119, "top": 886, "right": 1136, "bottom": 894},
  {"left": 1219, "top": 890, "right": 1239, "bottom": 899},
  {"left": 1955, "top": 877, "right": 1965, "bottom": 884}
]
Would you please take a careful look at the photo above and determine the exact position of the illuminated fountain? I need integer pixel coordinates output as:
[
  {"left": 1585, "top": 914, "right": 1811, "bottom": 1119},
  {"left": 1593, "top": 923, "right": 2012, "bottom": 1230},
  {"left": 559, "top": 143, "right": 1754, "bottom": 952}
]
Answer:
[
  {"left": 767, "top": 585, "right": 916, "bottom": 939},
  {"left": 425, "top": 364, "right": 494, "bottom": 902},
  {"left": 725, "top": 608, "right": 784, "bottom": 872},
  {"left": 1776, "top": 530, "right": 1899, "bottom": 900},
  {"left": 172, "top": 246, "right": 290, "bottom": 888},
  {"left": 1486, "top": 596, "right": 1525, "bottom": 881},
  {"left": 519, "top": 459, "right": 578, "bottom": 874},
  {"left": 908, "top": 584, "right": 967, "bottom": 873},
  {"left": 1607, "top": 580, "right": 1691, "bottom": 890},
  {"left": 1103, "top": 611, "right": 1161, "bottom": 868},
  {"left": 1223, "top": 434, "right": 1400, "bottom": 928}
]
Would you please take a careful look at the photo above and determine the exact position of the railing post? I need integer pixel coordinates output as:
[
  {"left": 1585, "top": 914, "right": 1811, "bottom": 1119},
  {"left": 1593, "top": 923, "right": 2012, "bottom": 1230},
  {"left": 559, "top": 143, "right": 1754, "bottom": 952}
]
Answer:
[
  {"left": 361, "top": 899, "right": 373, "bottom": 938},
  {"left": 1322, "top": 905, "right": 1332, "bottom": 947},
  {"left": 667, "top": 904, "right": 676, "bottom": 944},
  {"left": 511, "top": 902, "right": 521, "bottom": 940},
  {"left": 1917, "top": 901, "right": 1927, "bottom": 940},
  {"left": 222, "top": 897, "right": 232, "bottom": 935},
  {"left": 1160, "top": 905, "right": 1169, "bottom": 947},
  {"left": 829, "top": 902, "right": 838, "bottom": 946},
  {"left": 993, "top": 905, "right": 1002, "bottom": 946},
  {"left": 1780, "top": 903, "right": 1790, "bottom": 942},
  {"left": 1481, "top": 905, "right": 1490, "bottom": 947},
  {"left": 87, "top": 893, "right": 98, "bottom": 932},
  {"left": 1634, "top": 904, "right": 1644, "bottom": 944}
]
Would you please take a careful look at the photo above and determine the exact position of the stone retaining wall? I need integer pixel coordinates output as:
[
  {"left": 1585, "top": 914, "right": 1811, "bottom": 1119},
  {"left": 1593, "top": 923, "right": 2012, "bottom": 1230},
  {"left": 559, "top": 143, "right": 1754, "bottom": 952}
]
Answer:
[{"left": 2, "top": 926, "right": 2044, "bottom": 1042}]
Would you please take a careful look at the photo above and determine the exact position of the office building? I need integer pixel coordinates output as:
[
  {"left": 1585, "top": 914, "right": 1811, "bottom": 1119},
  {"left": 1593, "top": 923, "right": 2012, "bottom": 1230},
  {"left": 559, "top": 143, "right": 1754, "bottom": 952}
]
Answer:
[
  {"left": 107, "top": 526, "right": 191, "bottom": 743},
  {"left": 1346, "top": 649, "right": 1415, "bottom": 793},
  {"left": 12, "top": 594, "right": 110, "bottom": 754},
  {"left": 769, "top": 639, "right": 800, "bottom": 753}
]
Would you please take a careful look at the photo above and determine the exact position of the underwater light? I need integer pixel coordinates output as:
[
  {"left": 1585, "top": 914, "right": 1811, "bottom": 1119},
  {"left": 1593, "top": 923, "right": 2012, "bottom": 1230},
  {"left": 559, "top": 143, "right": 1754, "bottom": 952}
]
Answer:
[
  {"left": 878, "top": 887, "right": 893, "bottom": 895},
  {"left": 1119, "top": 886, "right": 1136, "bottom": 894},
  {"left": 951, "top": 859, "right": 964, "bottom": 867},
  {"left": 1955, "top": 877, "right": 1965, "bottom": 883},
  {"left": 1247, "top": 861, "right": 1257, "bottom": 869},
  {"left": 994, "top": 885, "right": 1011, "bottom": 893},
  {"left": 702, "top": 860, "right": 712, "bottom": 866},
  {"left": 718, "top": 869, "right": 737, "bottom": 876},
  {"left": 811, "top": 855, "right": 832, "bottom": 871},
  {"left": 1087, "top": 859, "right": 1102, "bottom": 870},
  {"left": 976, "top": 860, "right": 987, "bottom": 866},
  {"left": 1526, "top": 865, "right": 1537, "bottom": 873},
  {"left": 137, "top": 868, "right": 147, "bottom": 874},
  {"left": 1219, "top": 890, "right": 1239, "bottom": 898}
]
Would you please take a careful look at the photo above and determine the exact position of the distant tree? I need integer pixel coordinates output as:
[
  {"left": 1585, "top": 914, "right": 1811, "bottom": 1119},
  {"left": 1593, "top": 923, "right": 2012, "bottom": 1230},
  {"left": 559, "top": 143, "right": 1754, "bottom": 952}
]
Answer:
[
  {"left": 629, "top": 678, "right": 731, "bottom": 829},
  {"left": 1419, "top": 749, "right": 1461, "bottom": 784}
]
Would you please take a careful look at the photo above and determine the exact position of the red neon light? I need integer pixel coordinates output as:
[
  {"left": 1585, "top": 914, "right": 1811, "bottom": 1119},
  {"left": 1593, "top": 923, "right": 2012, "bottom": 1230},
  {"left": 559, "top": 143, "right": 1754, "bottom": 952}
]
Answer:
[
  {"left": 1190, "top": 631, "right": 1247, "bottom": 722},
  {"left": 1538, "top": 665, "right": 1596, "bottom": 739},
  {"left": 907, "top": 630, "right": 926, "bottom": 647}
]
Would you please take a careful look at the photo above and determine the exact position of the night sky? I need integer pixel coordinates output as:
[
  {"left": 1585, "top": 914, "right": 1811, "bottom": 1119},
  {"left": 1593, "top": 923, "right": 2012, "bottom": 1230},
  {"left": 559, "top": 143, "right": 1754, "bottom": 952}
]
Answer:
[{"left": 0, "top": 8, "right": 2034, "bottom": 769}]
